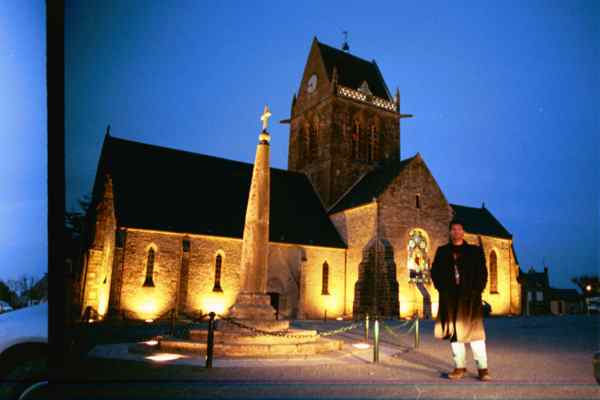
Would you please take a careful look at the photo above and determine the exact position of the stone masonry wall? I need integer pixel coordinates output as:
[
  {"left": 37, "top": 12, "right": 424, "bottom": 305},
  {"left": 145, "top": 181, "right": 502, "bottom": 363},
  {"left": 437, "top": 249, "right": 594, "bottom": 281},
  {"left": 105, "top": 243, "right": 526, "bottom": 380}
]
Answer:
[
  {"left": 330, "top": 203, "right": 378, "bottom": 316},
  {"left": 81, "top": 176, "right": 116, "bottom": 319},
  {"left": 115, "top": 227, "right": 346, "bottom": 320}
]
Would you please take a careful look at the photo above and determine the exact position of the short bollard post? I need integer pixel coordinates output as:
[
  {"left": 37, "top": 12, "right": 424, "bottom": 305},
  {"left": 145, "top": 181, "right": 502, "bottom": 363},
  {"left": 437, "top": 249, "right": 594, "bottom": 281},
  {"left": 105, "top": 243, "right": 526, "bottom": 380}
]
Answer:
[
  {"left": 364, "top": 314, "right": 370, "bottom": 342},
  {"left": 206, "top": 312, "right": 216, "bottom": 368},
  {"left": 414, "top": 314, "right": 420, "bottom": 349},
  {"left": 373, "top": 317, "right": 380, "bottom": 363},
  {"left": 170, "top": 309, "right": 175, "bottom": 336}
]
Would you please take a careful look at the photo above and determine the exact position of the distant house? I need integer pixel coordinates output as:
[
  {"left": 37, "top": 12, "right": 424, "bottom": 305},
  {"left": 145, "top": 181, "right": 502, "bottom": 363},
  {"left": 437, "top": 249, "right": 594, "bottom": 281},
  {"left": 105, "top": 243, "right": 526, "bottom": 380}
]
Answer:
[
  {"left": 549, "top": 288, "right": 584, "bottom": 315},
  {"left": 518, "top": 267, "right": 585, "bottom": 315},
  {"left": 21, "top": 274, "right": 48, "bottom": 307},
  {"left": 518, "top": 267, "right": 551, "bottom": 315}
]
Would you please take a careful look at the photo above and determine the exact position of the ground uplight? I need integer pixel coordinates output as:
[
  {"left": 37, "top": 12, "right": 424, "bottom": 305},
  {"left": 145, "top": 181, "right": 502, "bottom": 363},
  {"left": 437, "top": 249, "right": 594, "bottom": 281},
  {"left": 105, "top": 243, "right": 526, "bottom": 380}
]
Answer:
[{"left": 146, "top": 353, "right": 186, "bottom": 362}]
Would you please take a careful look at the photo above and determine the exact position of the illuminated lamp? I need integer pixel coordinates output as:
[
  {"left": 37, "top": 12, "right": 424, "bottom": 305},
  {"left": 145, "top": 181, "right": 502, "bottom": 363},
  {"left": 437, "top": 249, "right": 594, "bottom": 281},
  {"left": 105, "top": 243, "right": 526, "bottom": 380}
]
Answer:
[{"left": 146, "top": 353, "right": 186, "bottom": 362}]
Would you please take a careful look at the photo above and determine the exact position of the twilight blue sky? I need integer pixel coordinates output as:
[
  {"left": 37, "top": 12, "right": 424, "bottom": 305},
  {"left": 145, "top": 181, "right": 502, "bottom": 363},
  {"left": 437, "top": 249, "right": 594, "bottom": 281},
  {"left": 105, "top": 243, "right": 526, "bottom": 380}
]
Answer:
[
  {"left": 0, "top": 1, "right": 47, "bottom": 283},
  {"left": 65, "top": 1, "right": 598, "bottom": 290}
]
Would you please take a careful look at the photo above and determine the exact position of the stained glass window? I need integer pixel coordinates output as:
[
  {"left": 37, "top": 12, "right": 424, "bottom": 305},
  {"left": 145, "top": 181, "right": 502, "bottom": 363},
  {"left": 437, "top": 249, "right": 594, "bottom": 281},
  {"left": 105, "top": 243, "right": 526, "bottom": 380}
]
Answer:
[{"left": 408, "top": 229, "right": 430, "bottom": 283}]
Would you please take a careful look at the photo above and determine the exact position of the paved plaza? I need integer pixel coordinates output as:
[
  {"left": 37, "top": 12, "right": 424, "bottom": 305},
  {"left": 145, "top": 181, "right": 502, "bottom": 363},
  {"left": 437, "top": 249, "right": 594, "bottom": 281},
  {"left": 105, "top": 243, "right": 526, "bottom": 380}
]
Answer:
[{"left": 55, "top": 314, "right": 599, "bottom": 399}]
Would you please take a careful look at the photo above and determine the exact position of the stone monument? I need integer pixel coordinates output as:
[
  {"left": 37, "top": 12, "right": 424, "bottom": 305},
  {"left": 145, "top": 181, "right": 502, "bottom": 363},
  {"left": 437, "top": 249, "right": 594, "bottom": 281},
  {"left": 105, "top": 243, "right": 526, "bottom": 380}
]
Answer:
[
  {"left": 144, "top": 107, "right": 343, "bottom": 357},
  {"left": 224, "top": 105, "right": 282, "bottom": 327}
]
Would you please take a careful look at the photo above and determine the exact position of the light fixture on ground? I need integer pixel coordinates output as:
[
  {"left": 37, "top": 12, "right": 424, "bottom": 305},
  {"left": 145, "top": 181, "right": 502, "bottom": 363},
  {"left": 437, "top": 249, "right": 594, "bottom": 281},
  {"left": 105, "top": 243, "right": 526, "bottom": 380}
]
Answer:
[{"left": 146, "top": 353, "right": 186, "bottom": 362}]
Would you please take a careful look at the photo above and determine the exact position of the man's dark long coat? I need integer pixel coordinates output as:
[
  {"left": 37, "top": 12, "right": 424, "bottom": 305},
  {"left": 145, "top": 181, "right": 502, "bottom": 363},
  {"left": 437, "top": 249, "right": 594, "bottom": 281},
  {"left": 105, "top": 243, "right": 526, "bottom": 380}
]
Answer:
[{"left": 431, "top": 241, "right": 488, "bottom": 342}]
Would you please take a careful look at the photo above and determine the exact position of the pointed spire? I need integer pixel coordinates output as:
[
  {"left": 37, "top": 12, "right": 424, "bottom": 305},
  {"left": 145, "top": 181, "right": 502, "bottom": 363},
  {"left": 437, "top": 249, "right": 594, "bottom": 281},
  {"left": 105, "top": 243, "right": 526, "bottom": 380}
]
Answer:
[
  {"left": 482, "top": 201, "right": 486, "bottom": 209},
  {"left": 105, "top": 124, "right": 111, "bottom": 137},
  {"left": 394, "top": 87, "right": 400, "bottom": 112}
]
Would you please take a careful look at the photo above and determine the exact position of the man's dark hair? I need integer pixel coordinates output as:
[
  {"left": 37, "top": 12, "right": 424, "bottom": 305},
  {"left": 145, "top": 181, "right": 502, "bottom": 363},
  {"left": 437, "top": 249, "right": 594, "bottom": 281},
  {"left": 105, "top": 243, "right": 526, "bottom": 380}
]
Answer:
[{"left": 448, "top": 218, "right": 465, "bottom": 230}]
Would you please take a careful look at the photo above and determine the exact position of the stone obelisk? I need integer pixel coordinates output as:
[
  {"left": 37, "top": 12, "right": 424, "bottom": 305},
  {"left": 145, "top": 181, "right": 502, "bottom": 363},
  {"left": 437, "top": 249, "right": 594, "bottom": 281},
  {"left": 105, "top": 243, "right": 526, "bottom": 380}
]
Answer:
[{"left": 228, "top": 106, "right": 278, "bottom": 322}]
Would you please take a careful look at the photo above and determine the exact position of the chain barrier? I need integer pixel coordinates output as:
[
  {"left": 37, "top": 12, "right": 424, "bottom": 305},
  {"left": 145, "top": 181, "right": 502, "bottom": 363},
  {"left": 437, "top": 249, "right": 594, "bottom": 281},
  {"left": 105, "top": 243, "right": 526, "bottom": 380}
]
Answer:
[
  {"left": 216, "top": 314, "right": 363, "bottom": 339},
  {"left": 318, "top": 322, "right": 364, "bottom": 337},
  {"left": 380, "top": 319, "right": 417, "bottom": 339}
]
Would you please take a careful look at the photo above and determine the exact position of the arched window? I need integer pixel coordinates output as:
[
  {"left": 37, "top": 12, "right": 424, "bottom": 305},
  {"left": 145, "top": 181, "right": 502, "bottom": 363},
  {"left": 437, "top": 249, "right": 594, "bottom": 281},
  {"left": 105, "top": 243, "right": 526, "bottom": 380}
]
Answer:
[
  {"left": 352, "top": 120, "right": 360, "bottom": 160},
  {"left": 213, "top": 254, "right": 223, "bottom": 292},
  {"left": 370, "top": 124, "right": 379, "bottom": 161},
  {"left": 489, "top": 250, "right": 498, "bottom": 293},
  {"left": 143, "top": 248, "right": 155, "bottom": 287},
  {"left": 309, "top": 121, "right": 318, "bottom": 161},
  {"left": 321, "top": 261, "right": 330, "bottom": 295},
  {"left": 359, "top": 124, "right": 368, "bottom": 160},
  {"left": 367, "top": 125, "right": 374, "bottom": 162},
  {"left": 407, "top": 229, "right": 430, "bottom": 283},
  {"left": 416, "top": 194, "right": 421, "bottom": 209}
]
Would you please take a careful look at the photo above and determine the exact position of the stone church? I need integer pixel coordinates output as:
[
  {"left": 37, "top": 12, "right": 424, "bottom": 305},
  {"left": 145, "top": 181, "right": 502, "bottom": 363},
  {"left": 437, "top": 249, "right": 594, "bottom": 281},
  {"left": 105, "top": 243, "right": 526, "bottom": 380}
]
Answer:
[{"left": 80, "top": 38, "right": 522, "bottom": 321}]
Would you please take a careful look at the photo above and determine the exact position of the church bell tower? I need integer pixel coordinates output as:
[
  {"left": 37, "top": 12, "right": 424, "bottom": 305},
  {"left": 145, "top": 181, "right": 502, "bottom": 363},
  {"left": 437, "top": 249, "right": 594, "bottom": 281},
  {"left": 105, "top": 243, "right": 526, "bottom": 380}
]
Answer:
[{"left": 286, "top": 37, "right": 411, "bottom": 209}]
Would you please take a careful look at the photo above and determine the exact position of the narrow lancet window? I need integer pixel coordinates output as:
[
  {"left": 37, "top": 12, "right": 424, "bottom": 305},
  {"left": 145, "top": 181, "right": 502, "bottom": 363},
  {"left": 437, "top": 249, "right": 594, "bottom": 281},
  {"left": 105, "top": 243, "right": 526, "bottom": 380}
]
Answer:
[
  {"left": 213, "top": 254, "right": 223, "bottom": 292},
  {"left": 143, "top": 248, "right": 155, "bottom": 287},
  {"left": 321, "top": 261, "right": 330, "bottom": 295}
]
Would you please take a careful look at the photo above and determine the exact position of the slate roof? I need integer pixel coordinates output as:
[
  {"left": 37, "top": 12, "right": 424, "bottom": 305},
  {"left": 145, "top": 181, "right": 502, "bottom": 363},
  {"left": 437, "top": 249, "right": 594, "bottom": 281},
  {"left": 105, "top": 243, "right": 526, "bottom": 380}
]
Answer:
[
  {"left": 450, "top": 204, "right": 513, "bottom": 239},
  {"left": 327, "top": 156, "right": 513, "bottom": 240},
  {"left": 92, "top": 135, "right": 346, "bottom": 249},
  {"left": 328, "top": 156, "right": 415, "bottom": 214},
  {"left": 549, "top": 288, "right": 582, "bottom": 302},
  {"left": 317, "top": 40, "right": 392, "bottom": 100}
]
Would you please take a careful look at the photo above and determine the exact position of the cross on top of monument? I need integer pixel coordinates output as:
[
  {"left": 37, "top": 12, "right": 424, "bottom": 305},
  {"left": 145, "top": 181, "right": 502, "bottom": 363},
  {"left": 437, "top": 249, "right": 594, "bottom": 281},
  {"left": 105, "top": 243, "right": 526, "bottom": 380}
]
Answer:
[{"left": 260, "top": 105, "right": 272, "bottom": 131}]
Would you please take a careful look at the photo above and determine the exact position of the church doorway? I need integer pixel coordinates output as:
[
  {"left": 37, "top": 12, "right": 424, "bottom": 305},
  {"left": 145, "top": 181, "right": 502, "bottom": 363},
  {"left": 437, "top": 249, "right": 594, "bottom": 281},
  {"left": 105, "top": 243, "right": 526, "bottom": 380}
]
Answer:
[
  {"left": 267, "top": 292, "right": 280, "bottom": 319},
  {"left": 353, "top": 238, "right": 400, "bottom": 319}
]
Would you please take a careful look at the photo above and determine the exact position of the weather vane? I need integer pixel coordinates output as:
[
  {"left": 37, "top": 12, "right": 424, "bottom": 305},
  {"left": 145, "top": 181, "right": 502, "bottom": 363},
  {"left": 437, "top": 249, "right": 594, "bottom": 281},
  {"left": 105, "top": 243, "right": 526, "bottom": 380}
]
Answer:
[{"left": 342, "top": 31, "right": 350, "bottom": 52}]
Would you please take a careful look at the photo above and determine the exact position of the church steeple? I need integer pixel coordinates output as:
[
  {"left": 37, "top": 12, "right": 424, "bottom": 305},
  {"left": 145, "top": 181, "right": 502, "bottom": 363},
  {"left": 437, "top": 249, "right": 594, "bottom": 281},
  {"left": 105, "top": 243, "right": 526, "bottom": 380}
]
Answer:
[{"left": 287, "top": 38, "right": 409, "bottom": 208}]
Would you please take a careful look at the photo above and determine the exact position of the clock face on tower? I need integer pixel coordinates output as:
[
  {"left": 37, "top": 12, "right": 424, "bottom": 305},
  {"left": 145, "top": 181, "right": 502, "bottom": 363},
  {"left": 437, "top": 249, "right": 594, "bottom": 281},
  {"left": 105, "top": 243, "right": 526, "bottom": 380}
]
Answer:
[{"left": 307, "top": 74, "right": 317, "bottom": 93}]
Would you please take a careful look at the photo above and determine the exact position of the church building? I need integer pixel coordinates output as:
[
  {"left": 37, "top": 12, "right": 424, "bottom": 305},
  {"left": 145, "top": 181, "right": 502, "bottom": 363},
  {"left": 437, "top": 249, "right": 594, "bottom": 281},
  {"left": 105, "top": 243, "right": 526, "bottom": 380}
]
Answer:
[{"left": 79, "top": 38, "right": 522, "bottom": 321}]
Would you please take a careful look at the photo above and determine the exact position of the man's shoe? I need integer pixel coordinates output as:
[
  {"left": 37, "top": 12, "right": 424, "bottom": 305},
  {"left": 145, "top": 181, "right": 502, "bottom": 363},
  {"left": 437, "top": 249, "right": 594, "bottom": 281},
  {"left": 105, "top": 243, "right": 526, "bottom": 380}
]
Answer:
[
  {"left": 447, "top": 368, "right": 466, "bottom": 379},
  {"left": 478, "top": 368, "right": 491, "bottom": 381}
]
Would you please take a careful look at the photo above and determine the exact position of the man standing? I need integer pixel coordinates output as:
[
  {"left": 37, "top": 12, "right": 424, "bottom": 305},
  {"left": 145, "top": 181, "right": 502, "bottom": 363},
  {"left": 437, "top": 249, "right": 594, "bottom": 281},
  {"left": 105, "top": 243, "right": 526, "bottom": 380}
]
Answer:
[{"left": 431, "top": 218, "right": 491, "bottom": 381}]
